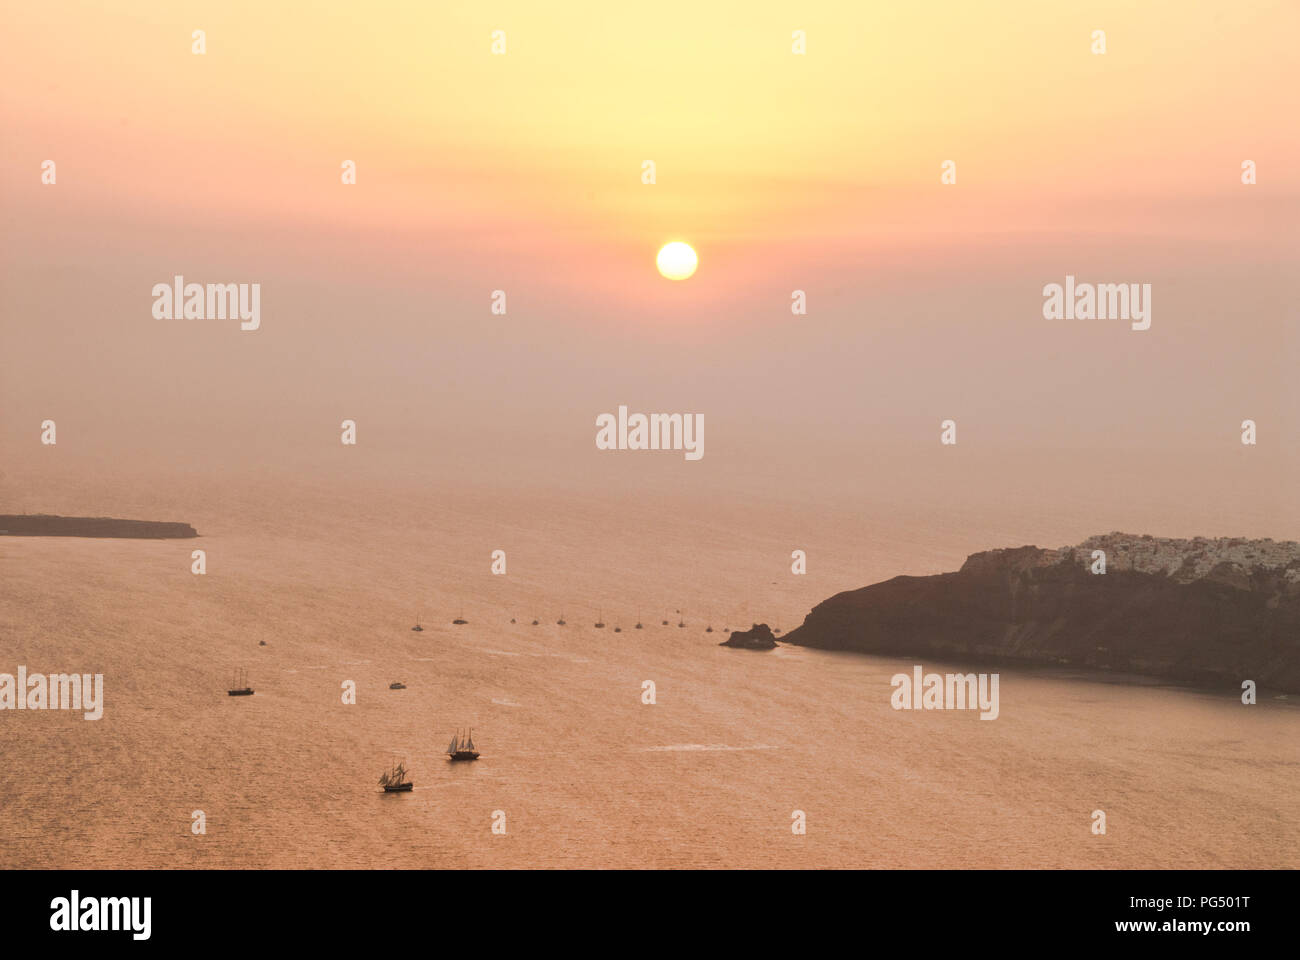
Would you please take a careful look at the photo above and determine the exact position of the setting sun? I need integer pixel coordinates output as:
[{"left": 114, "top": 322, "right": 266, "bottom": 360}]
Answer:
[{"left": 656, "top": 242, "right": 698, "bottom": 280}]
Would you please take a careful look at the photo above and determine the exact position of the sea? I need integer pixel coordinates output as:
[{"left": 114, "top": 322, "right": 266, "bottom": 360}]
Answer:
[{"left": 2, "top": 459, "right": 1296, "bottom": 868}]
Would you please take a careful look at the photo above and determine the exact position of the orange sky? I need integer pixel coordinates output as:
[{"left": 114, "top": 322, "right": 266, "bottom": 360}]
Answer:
[{"left": 2, "top": 1, "right": 1297, "bottom": 531}]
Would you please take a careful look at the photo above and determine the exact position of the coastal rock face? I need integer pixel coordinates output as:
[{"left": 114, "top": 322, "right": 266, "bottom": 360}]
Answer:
[
  {"left": 721, "top": 623, "right": 779, "bottom": 649},
  {"left": 780, "top": 533, "right": 1300, "bottom": 692},
  {"left": 0, "top": 515, "right": 198, "bottom": 538}
]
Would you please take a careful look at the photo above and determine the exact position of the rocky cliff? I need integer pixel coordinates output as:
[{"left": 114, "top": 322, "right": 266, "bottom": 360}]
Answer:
[
  {"left": 0, "top": 515, "right": 198, "bottom": 538},
  {"left": 780, "top": 533, "right": 1300, "bottom": 692},
  {"left": 720, "top": 623, "right": 778, "bottom": 649}
]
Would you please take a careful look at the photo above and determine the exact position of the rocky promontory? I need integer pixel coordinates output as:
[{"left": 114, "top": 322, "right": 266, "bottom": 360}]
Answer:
[
  {"left": 0, "top": 515, "right": 198, "bottom": 538},
  {"left": 720, "top": 623, "right": 779, "bottom": 649},
  {"left": 780, "top": 533, "right": 1300, "bottom": 692}
]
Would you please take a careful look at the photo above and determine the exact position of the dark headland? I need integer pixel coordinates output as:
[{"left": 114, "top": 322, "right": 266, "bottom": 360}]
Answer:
[
  {"left": 779, "top": 533, "right": 1300, "bottom": 693},
  {"left": 0, "top": 514, "right": 198, "bottom": 538}
]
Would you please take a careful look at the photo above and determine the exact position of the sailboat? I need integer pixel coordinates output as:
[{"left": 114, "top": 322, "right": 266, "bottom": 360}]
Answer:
[
  {"left": 411, "top": 613, "right": 423, "bottom": 632},
  {"left": 379, "top": 762, "right": 413, "bottom": 792},
  {"left": 594, "top": 609, "right": 605, "bottom": 629},
  {"left": 557, "top": 612, "right": 567, "bottom": 626},
  {"left": 635, "top": 610, "right": 643, "bottom": 629},
  {"left": 227, "top": 668, "right": 253, "bottom": 696},
  {"left": 446, "top": 728, "right": 480, "bottom": 762}
]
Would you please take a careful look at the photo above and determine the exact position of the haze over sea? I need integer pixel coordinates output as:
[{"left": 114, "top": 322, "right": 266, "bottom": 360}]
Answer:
[
  {"left": 3, "top": 0, "right": 1298, "bottom": 872},
  {"left": 2, "top": 452, "right": 1296, "bottom": 869}
]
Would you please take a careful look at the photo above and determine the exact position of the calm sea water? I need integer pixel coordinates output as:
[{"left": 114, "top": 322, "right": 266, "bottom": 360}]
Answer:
[{"left": 2, "top": 470, "right": 1296, "bottom": 868}]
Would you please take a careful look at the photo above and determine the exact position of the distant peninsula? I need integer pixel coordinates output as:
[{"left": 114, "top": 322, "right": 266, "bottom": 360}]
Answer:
[
  {"left": 780, "top": 533, "right": 1300, "bottom": 693},
  {"left": 0, "top": 515, "right": 198, "bottom": 539}
]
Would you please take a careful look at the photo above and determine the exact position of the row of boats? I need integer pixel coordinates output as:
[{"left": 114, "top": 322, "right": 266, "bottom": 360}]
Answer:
[{"left": 413, "top": 610, "right": 772, "bottom": 635}]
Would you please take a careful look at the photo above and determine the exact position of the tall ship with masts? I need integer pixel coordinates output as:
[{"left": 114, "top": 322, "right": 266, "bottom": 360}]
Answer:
[
  {"left": 227, "top": 668, "right": 253, "bottom": 696},
  {"left": 378, "top": 762, "right": 413, "bottom": 792},
  {"left": 446, "top": 728, "right": 480, "bottom": 762}
]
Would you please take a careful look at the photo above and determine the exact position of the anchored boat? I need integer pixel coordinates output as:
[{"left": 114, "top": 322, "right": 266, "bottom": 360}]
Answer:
[
  {"left": 446, "top": 728, "right": 480, "bottom": 762},
  {"left": 227, "top": 668, "right": 253, "bottom": 696}
]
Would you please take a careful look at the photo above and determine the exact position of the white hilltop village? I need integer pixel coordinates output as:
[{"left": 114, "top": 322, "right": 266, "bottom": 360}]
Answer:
[{"left": 1057, "top": 533, "right": 1300, "bottom": 583}]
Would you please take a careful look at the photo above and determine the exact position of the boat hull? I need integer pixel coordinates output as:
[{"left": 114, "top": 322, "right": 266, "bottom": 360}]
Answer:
[
  {"left": 383, "top": 783, "right": 414, "bottom": 792},
  {"left": 448, "top": 751, "right": 480, "bottom": 762},
  {"left": 227, "top": 689, "right": 254, "bottom": 696}
]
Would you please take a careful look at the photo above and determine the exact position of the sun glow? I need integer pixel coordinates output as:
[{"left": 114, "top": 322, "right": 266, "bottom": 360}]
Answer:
[{"left": 656, "top": 242, "right": 698, "bottom": 280}]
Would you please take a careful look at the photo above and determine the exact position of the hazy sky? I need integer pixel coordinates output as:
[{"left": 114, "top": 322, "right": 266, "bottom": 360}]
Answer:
[{"left": 2, "top": 1, "right": 1296, "bottom": 532}]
